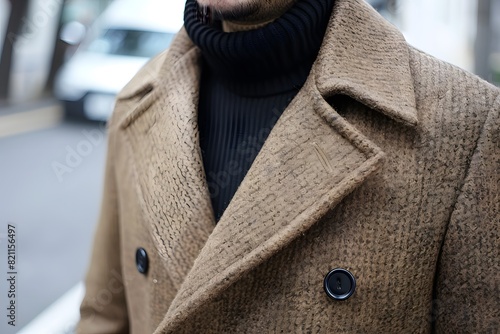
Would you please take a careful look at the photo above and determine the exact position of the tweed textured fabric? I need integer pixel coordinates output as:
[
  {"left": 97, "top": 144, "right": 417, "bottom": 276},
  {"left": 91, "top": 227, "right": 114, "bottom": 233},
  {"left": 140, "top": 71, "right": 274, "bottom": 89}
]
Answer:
[{"left": 77, "top": 0, "right": 499, "bottom": 333}]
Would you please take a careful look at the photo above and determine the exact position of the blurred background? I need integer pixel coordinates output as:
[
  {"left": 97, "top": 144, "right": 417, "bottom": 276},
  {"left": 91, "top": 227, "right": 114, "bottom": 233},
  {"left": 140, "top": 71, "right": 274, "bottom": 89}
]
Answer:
[{"left": 0, "top": 0, "right": 499, "bottom": 333}]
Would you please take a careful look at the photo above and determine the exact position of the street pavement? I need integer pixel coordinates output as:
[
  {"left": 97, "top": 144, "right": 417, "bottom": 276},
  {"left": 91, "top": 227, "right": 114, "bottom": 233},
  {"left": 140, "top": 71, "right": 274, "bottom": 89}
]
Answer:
[{"left": 0, "top": 108, "right": 107, "bottom": 332}]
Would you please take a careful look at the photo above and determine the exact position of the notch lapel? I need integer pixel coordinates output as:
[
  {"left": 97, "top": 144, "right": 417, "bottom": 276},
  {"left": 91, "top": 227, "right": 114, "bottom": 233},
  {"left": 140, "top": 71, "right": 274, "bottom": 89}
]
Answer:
[
  {"left": 155, "top": 75, "right": 386, "bottom": 333},
  {"left": 119, "top": 37, "right": 215, "bottom": 290}
]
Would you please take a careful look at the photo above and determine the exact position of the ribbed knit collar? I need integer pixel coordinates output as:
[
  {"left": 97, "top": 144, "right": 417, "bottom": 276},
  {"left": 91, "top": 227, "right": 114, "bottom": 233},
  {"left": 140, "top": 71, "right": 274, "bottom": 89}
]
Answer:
[{"left": 184, "top": 0, "right": 335, "bottom": 96}]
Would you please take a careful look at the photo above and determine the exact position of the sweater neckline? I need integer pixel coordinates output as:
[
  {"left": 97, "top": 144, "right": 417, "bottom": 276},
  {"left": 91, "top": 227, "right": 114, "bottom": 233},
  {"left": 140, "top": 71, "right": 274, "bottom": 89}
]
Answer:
[{"left": 184, "top": 0, "right": 335, "bottom": 97}]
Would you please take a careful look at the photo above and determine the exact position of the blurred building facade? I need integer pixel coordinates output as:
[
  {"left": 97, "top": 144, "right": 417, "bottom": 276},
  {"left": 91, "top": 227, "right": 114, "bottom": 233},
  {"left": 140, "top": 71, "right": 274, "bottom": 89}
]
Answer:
[
  {"left": 1, "top": 0, "right": 499, "bottom": 104},
  {"left": 0, "top": 0, "right": 112, "bottom": 103},
  {"left": 393, "top": 0, "right": 477, "bottom": 72},
  {"left": 476, "top": 0, "right": 500, "bottom": 85},
  {"left": 384, "top": 0, "right": 500, "bottom": 85}
]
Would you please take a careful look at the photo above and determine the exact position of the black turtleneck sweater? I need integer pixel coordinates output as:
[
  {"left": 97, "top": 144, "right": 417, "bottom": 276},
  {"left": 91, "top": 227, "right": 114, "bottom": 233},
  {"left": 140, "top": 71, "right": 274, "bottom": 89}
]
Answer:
[{"left": 184, "top": 0, "right": 334, "bottom": 222}]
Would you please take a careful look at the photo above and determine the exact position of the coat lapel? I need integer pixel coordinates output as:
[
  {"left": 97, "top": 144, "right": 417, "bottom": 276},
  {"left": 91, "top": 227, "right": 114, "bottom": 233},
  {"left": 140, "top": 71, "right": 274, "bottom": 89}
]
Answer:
[
  {"left": 117, "top": 0, "right": 419, "bottom": 332},
  {"left": 118, "top": 31, "right": 215, "bottom": 290},
  {"left": 156, "top": 75, "right": 387, "bottom": 333}
]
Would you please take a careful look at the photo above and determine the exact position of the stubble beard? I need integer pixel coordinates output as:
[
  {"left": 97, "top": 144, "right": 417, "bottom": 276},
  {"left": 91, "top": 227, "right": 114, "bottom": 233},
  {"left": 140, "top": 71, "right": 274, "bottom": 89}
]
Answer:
[{"left": 196, "top": 0, "right": 259, "bottom": 21}]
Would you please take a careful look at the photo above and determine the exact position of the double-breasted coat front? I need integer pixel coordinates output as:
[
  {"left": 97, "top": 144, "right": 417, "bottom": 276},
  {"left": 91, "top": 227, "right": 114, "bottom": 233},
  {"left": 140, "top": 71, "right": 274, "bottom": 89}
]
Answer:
[{"left": 77, "top": 0, "right": 500, "bottom": 333}]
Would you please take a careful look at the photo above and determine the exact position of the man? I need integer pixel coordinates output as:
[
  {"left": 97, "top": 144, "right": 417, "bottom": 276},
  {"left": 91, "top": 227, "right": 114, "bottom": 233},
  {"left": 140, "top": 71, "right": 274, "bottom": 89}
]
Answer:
[{"left": 77, "top": 0, "right": 500, "bottom": 333}]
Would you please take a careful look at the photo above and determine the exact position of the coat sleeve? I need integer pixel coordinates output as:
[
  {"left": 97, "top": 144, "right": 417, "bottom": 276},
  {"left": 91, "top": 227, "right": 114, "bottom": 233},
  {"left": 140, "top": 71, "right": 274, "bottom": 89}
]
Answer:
[
  {"left": 76, "top": 127, "right": 130, "bottom": 334},
  {"left": 433, "top": 94, "right": 500, "bottom": 333}
]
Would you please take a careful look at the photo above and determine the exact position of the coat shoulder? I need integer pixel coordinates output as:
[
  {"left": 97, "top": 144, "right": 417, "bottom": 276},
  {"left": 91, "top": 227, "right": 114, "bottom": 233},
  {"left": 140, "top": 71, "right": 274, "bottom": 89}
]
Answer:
[
  {"left": 116, "top": 50, "right": 168, "bottom": 101},
  {"left": 106, "top": 50, "right": 167, "bottom": 131},
  {"left": 108, "top": 28, "right": 196, "bottom": 130},
  {"left": 407, "top": 45, "right": 499, "bottom": 145},
  {"left": 408, "top": 45, "right": 500, "bottom": 114}
]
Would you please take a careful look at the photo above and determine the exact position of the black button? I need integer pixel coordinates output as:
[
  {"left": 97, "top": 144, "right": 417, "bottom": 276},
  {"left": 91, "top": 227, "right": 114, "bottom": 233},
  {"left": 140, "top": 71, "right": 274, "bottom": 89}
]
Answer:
[
  {"left": 324, "top": 268, "right": 356, "bottom": 300},
  {"left": 136, "top": 248, "right": 149, "bottom": 274}
]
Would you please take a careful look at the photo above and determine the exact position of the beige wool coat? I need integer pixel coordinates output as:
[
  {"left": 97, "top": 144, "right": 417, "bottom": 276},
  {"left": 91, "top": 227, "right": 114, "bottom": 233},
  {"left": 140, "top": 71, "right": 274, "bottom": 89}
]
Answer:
[{"left": 77, "top": 0, "right": 500, "bottom": 333}]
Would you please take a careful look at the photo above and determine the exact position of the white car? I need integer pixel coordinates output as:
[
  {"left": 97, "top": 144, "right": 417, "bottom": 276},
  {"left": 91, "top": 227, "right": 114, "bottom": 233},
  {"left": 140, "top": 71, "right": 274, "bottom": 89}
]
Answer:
[{"left": 55, "top": 0, "right": 184, "bottom": 121}]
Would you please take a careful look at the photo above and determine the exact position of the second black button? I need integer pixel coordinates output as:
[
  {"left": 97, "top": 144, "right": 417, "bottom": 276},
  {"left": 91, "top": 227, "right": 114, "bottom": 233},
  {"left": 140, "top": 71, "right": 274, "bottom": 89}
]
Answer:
[{"left": 136, "top": 247, "right": 149, "bottom": 274}]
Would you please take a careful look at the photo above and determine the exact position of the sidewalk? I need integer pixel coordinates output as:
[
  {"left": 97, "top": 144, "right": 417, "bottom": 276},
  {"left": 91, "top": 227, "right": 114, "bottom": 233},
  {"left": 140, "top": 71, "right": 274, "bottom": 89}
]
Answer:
[{"left": 0, "top": 98, "right": 63, "bottom": 138}]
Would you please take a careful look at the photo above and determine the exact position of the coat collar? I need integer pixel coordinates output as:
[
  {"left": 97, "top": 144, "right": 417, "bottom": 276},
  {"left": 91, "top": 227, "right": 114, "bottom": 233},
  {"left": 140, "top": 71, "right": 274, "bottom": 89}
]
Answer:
[
  {"left": 313, "top": 0, "right": 418, "bottom": 126},
  {"left": 116, "top": 0, "right": 418, "bottom": 130},
  {"left": 114, "top": 0, "right": 417, "bottom": 332}
]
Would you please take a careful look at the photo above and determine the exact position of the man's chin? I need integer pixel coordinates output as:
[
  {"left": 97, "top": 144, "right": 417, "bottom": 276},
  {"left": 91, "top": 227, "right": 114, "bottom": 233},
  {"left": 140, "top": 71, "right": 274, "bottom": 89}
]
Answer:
[{"left": 196, "top": 0, "right": 258, "bottom": 21}]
